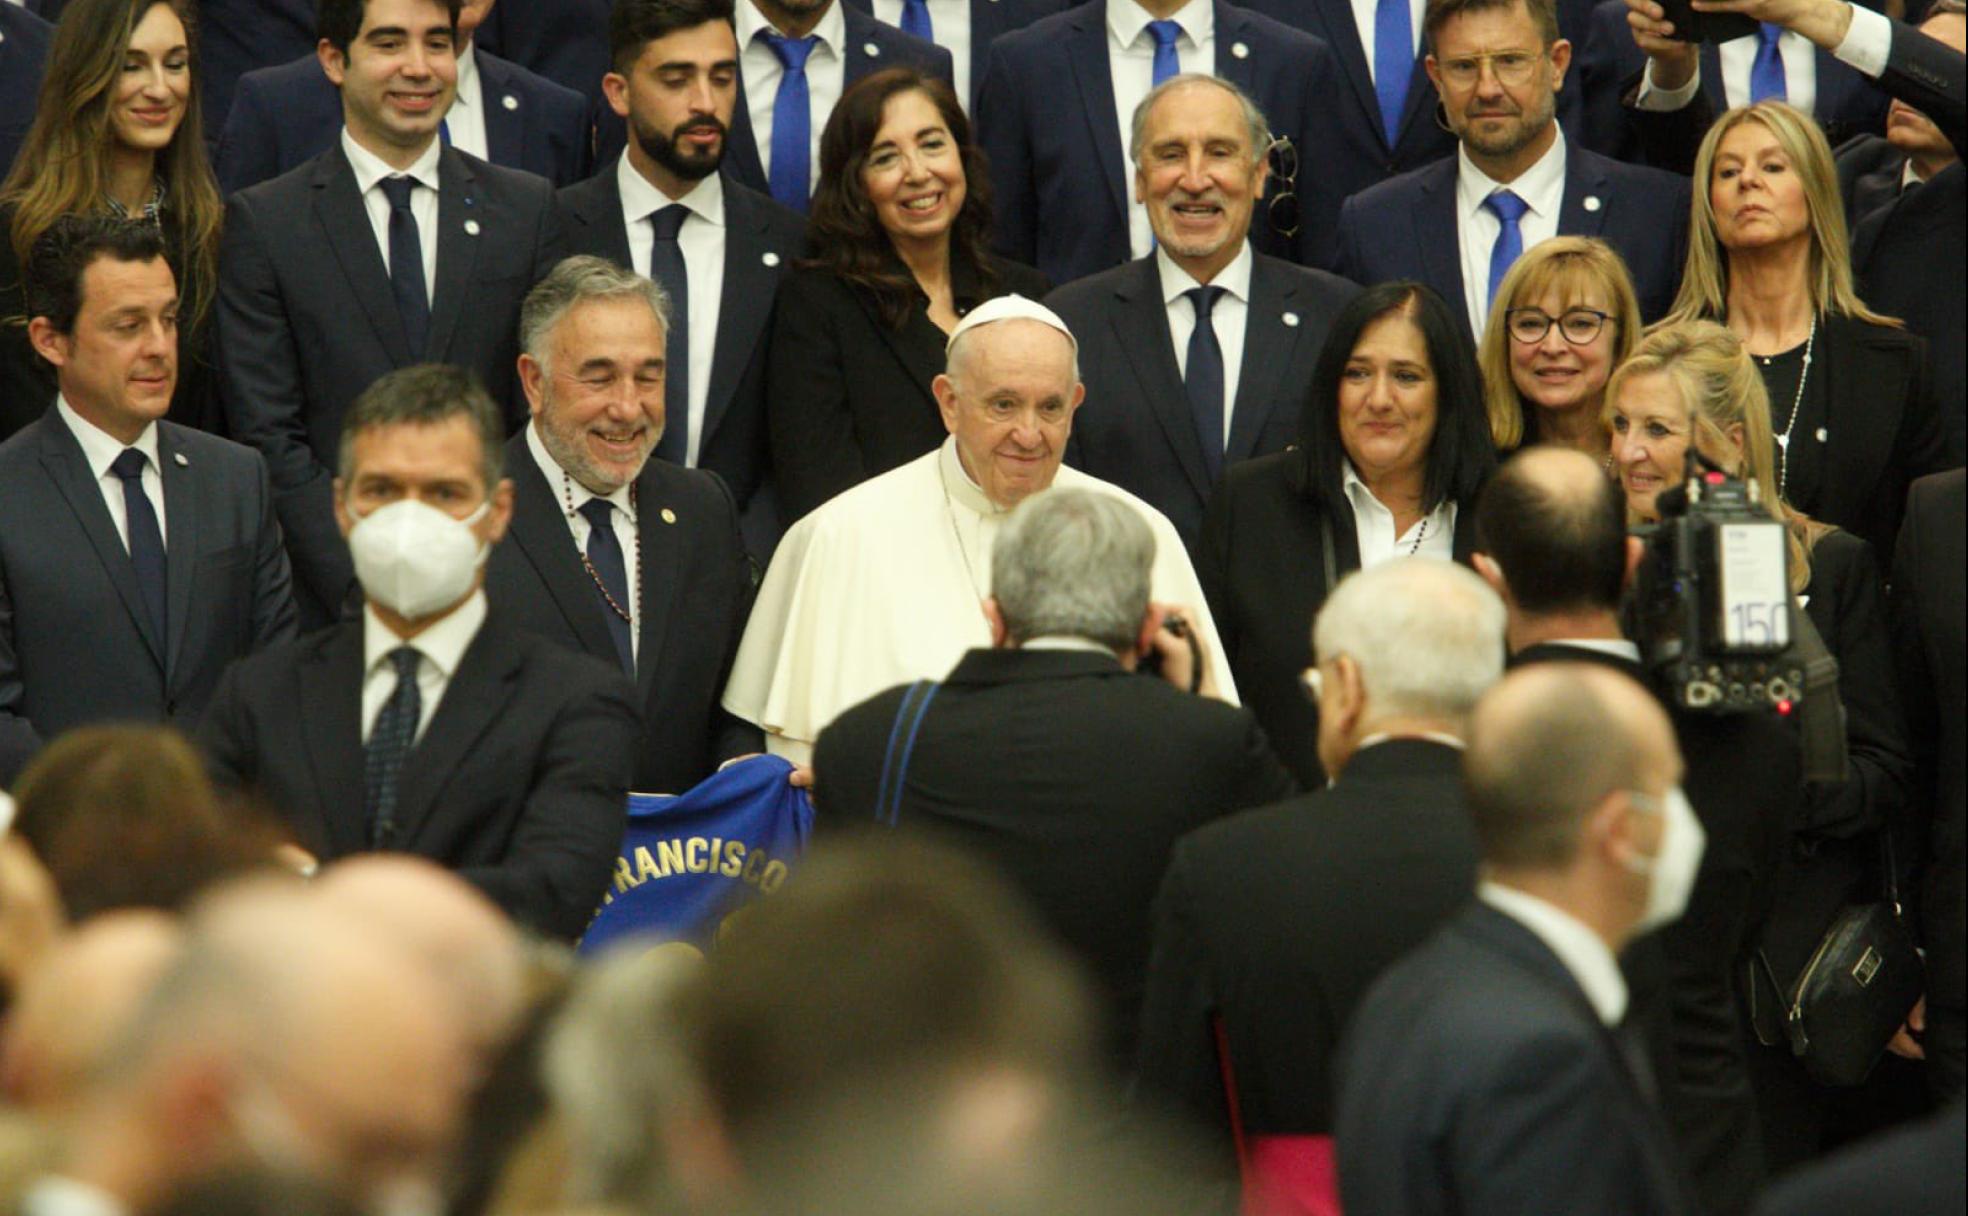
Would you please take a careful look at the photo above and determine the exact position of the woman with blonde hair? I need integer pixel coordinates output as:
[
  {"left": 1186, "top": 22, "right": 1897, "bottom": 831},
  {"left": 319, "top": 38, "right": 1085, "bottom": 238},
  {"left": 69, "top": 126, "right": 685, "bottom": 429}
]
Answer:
[
  {"left": 1606, "top": 319, "right": 1913, "bottom": 1169},
  {"left": 1663, "top": 99, "right": 1950, "bottom": 560},
  {"left": 1479, "top": 236, "right": 1642, "bottom": 459},
  {"left": 0, "top": 0, "right": 225, "bottom": 439}
]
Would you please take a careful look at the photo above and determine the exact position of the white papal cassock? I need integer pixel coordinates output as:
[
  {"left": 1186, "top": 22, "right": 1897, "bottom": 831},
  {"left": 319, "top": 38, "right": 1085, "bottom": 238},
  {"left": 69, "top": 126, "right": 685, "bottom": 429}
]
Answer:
[{"left": 723, "top": 437, "right": 1238, "bottom": 762}]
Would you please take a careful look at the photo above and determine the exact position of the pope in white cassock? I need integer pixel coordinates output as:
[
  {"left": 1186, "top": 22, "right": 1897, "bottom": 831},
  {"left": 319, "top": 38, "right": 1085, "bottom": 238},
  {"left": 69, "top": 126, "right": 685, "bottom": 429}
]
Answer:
[{"left": 724, "top": 295, "right": 1236, "bottom": 762}]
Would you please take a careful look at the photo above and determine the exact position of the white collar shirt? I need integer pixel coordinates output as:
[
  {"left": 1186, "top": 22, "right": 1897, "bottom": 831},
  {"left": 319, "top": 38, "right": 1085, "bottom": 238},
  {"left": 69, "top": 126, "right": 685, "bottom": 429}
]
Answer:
[
  {"left": 1107, "top": 0, "right": 1213, "bottom": 259},
  {"left": 1548, "top": 636, "right": 1642, "bottom": 663},
  {"left": 738, "top": 0, "right": 847, "bottom": 197},
  {"left": 1341, "top": 459, "right": 1456, "bottom": 568},
  {"left": 444, "top": 45, "right": 490, "bottom": 161},
  {"left": 1345, "top": 0, "right": 1424, "bottom": 85},
  {"left": 1021, "top": 635, "right": 1122, "bottom": 656},
  {"left": 1157, "top": 240, "right": 1251, "bottom": 448},
  {"left": 56, "top": 394, "right": 166, "bottom": 550},
  {"left": 871, "top": 0, "right": 975, "bottom": 109},
  {"left": 360, "top": 588, "right": 488, "bottom": 744},
  {"left": 1636, "top": 28, "right": 1824, "bottom": 117},
  {"left": 525, "top": 420, "right": 642, "bottom": 661},
  {"left": 342, "top": 126, "right": 442, "bottom": 307},
  {"left": 616, "top": 155, "right": 727, "bottom": 466},
  {"left": 1479, "top": 880, "right": 1629, "bottom": 1025},
  {"left": 1455, "top": 125, "right": 1565, "bottom": 338}
]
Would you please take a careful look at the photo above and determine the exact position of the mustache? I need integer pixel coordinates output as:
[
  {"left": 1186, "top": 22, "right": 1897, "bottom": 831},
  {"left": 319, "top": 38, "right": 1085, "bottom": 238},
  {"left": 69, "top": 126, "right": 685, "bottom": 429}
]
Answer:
[{"left": 672, "top": 117, "right": 727, "bottom": 139}]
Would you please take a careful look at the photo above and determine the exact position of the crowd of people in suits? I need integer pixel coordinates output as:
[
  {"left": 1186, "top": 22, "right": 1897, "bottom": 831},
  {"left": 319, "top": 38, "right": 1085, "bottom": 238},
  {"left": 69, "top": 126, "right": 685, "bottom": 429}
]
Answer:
[{"left": 0, "top": 0, "right": 1963, "bottom": 1211}]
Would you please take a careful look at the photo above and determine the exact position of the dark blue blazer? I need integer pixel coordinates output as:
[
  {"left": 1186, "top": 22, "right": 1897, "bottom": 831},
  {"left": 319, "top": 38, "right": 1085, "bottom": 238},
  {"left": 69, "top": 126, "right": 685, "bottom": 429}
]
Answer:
[
  {"left": 975, "top": 0, "right": 1345, "bottom": 283},
  {"left": 1336, "top": 902, "right": 1696, "bottom": 1216},
  {"left": 181, "top": 0, "right": 319, "bottom": 143},
  {"left": 1048, "top": 251, "right": 1358, "bottom": 557},
  {"left": 1334, "top": 139, "right": 1691, "bottom": 344},
  {"left": 474, "top": 0, "right": 613, "bottom": 104},
  {"left": 0, "top": 410, "right": 298, "bottom": 784},
  {"left": 0, "top": 3, "right": 53, "bottom": 180},
  {"left": 215, "top": 49, "right": 594, "bottom": 195},
  {"left": 839, "top": 0, "right": 1073, "bottom": 110}
]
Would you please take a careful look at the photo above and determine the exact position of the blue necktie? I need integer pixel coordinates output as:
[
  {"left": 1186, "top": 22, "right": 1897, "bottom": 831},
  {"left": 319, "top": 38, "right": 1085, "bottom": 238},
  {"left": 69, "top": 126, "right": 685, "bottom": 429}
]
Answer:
[
  {"left": 1374, "top": 0, "right": 1414, "bottom": 148},
  {"left": 1483, "top": 189, "right": 1529, "bottom": 307},
  {"left": 363, "top": 646, "right": 422, "bottom": 849},
  {"left": 1185, "top": 285, "right": 1227, "bottom": 485},
  {"left": 109, "top": 448, "right": 166, "bottom": 646},
  {"left": 439, "top": 116, "right": 452, "bottom": 146},
  {"left": 1147, "top": 19, "right": 1182, "bottom": 86},
  {"left": 579, "top": 498, "right": 635, "bottom": 677},
  {"left": 900, "top": 0, "right": 933, "bottom": 42},
  {"left": 379, "top": 176, "right": 430, "bottom": 356},
  {"left": 762, "top": 33, "right": 819, "bottom": 213},
  {"left": 1749, "top": 23, "right": 1788, "bottom": 103},
  {"left": 648, "top": 205, "right": 691, "bottom": 467}
]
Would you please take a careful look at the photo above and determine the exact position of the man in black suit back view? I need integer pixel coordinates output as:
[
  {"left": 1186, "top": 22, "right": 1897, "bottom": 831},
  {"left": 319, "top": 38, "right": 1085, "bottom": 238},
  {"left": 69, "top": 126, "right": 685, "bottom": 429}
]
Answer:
[
  {"left": 1134, "top": 558, "right": 1503, "bottom": 1209},
  {"left": 217, "top": 0, "right": 566, "bottom": 628}
]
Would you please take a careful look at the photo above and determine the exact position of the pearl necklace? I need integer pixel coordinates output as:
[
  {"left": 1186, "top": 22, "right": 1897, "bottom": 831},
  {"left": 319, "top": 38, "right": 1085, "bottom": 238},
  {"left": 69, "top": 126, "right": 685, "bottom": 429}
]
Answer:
[
  {"left": 1766, "top": 317, "right": 1817, "bottom": 498},
  {"left": 560, "top": 469, "right": 640, "bottom": 629}
]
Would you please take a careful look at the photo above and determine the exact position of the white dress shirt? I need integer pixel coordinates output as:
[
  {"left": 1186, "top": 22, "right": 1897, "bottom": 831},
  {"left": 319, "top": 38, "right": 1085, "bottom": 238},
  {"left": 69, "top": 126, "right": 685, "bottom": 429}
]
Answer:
[
  {"left": 1107, "top": 0, "right": 1214, "bottom": 258},
  {"left": 1158, "top": 241, "right": 1251, "bottom": 447},
  {"left": 1548, "top": 636, "right": 1643, "bottom": 663},
  {"left": 342, "top": 127, "right": 441, "bottom": 306},
  {"left": 738, "top": 0, "right": 847, "bottom": 195},
  {"left": 1635, "top": 27, "right": 1818, "bottom": 115},
  {"left": 1346, "top": 0, "right": 1424, "bottom": 84},
  {"left": 56, "top": 395, "right": 166, "bottom": 551},
  {"left": 443, "top": 44, "right": 491, "bottom": 161},
  {"left": 1455, "top": 125, "right": 1566, "bottom": 339},
  {"left": 360, "top": 588, "right": 488, "bottom": 745},
  {"left": 617, "top": 153, "right": 726, "bottom": 468},
  {"left": 1479, "top": 880, "right": 1629, "bottom": 1025},
  {"left": 1342, "top": 459, "right": 1456, "bottom": 568},
  {"left": 873, "top": 0, "right": 975, "bottom": 107},
  {"left": 525, "top": 420, "right": 643, "bottom": 661}
]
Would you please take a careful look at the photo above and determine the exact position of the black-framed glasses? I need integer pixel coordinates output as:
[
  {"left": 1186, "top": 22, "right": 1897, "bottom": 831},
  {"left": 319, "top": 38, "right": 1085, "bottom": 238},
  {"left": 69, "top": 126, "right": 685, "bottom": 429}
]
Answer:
[
  {"left": 1504, "top": 307, "right": 1614, "bottom": 346},
  {"left": 1266, "top": 135, "right": 1299, "bottom": 239}
]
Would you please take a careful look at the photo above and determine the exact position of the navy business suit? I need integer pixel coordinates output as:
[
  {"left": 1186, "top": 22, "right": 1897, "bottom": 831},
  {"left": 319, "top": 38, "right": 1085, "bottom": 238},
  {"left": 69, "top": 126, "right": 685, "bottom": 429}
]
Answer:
[
  {"left": 0, "top": 2, "right": 52, "bottom": 181},
  {"left": 216, "top": 50, "right": 594, "bottom": 195},
  {"left": 975, "top": 0, "right": 1343, "bottom": 283},
  {"left": 180, "top": 0, "right": 319, "bottom": 144},
  {"left": 474, "top": 0, "right": 613, "bottom": 106},
  {"left": 1048, "top": 251, "right": 1358, "bottom": 557},
  {"left": 0, "top": 409, "right": 298, "bottom": 784},
  {"left": 218, "top": 142, "right": 567, "bottom": 628},
  {"left": 1334, "top": 139, "right": 1691, "bottom": 344},
  {"left": 840, "top": 0, "right": 1073, "bottom": 110}
]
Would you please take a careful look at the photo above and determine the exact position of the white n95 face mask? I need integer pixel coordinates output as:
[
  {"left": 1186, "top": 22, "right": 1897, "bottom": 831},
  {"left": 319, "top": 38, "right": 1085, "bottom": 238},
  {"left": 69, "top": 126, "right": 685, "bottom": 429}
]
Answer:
[
  {"left": 1622, "top": 786, "right": 1707, "bottom": 935},
  {"left": 348, "top": 498, "right": 490, "bottom": 620}
]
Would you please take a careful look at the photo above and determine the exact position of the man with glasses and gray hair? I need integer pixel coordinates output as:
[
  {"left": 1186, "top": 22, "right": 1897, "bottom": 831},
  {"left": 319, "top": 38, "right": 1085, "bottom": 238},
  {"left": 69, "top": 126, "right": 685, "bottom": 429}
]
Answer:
[{"left": 1047, "top": 74, "right": 1359, "bottom": 559}]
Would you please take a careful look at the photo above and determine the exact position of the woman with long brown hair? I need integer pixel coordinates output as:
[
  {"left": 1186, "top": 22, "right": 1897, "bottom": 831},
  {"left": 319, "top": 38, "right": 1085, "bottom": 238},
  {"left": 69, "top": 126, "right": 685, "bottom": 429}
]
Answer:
[{"left": 0, "top": 0, "right": 225, "bottom": 439}]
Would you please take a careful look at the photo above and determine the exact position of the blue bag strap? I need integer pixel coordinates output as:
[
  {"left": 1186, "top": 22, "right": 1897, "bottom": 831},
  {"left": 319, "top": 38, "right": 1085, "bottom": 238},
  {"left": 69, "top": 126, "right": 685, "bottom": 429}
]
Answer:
[{"left": 873, "top": 680, "right": 939, "bottom": 827}]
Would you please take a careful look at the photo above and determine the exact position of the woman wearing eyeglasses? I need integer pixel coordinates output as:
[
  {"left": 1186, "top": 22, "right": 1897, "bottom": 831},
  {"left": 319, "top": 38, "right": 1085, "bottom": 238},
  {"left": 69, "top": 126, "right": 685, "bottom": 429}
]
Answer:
[{"left": 1478, "top": 237, "right": 1642, "bottom": 462}]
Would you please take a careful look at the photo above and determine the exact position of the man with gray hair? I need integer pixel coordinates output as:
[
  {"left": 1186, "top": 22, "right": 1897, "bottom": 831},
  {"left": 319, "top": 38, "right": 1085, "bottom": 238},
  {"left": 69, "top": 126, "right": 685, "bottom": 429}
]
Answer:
[
  {"left": 812, "top": 486, "right": 1292, "bottom": 1064},
  {"left": 1136, "top": 559, "right": 1504, "bottom": 1204},
  {"left": 1047, "top": 73, "right": 1358, "bottom": 557},
  {"left": 486, "top": 254, "right": 760, "bottom": 795}
]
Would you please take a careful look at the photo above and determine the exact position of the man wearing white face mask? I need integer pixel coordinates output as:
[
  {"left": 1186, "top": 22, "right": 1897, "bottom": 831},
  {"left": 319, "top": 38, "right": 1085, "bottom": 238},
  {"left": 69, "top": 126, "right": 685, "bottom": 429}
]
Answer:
[
  {"left": 1336, "top": 661, "right": 1703, "bottom": 1216},
  {"left": 198, "top": 365, "right": 640, "bottom": 942}
]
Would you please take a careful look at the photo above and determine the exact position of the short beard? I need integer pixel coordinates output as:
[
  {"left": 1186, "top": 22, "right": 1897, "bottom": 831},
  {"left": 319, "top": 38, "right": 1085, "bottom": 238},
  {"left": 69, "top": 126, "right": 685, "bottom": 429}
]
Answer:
[
  {"left": 633, "top": 115, "right": 725, "bottom": 183},
  {"left": 1456, "top": 90, "right": 1556, "bottom": 162},
  {"left": 534, "top": 385, "right": 652, "bottom": 495}
]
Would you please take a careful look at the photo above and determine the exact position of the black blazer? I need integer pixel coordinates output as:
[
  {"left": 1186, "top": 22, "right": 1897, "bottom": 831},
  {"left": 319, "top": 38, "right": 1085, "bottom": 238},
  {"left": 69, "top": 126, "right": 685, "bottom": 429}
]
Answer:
[
  {"left": 197, "top": 610, "right": 640, "bottom": 940},
  {"left": 177, "top": 0, "right": 318, "bottom": 142},
  {"left": 839, "top": 0, "right": 1072, "bottom": 111},
  {"left": 1199, "top": 450, "right": 1480, "bottom": 789},
  {"left": 485, "top": 432, "right": 761, "bottom": 796},
  {"left": 217, "top": 142, "right": 566, "bottom": 627},
  {"left": 1754, "top": 1101, "right": 1967, "bottom": 1216},
  {"left": 0, "top": 2, "right": 51, "bottom": 180},
  {"left": 1135, "top": 739, "right": 1477, "bottom": 1171},
  {"left": 558, "top": 167, "right": 808, "bottom": 536},
  {"left": 0, "top": 409, "right": 298, "bottom": 784},
  {"left": 1835, "top": 134, "right": 1908, "bottom": 231},
  {"left": 1336, "top": 901, "right": 1696, "bottom": 1216},
  {"left": 474, "top": 0, "right": 613, "bottom": 106},
  {"left": 765, "top": 252, "right": 1048, "bottom": 520},
  {"left": 812, "top": 647, "right": 1295, "bottom": 1062},
  {"left": 1854, "top": 161, "right": 1965, "bottom": 461},
  {"left": 1048, "top": 252, "right": 1359, "bottom": 559}
]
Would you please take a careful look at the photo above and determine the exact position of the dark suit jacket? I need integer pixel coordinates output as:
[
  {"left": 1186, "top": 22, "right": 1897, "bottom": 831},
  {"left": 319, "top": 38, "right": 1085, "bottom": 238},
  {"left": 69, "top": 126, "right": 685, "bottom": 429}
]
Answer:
[
  {"left": 812, "top": 647, "right": 1295, "bottom": 1062},
  {"left": 215, "top": 50, "right": 594, "bottom": 195},
  {"left": 217, "top": 142, "right": 566, "bottom": 627},
  {"left": 975, "top": 0, "right": 1345, "bottom": 283},
  {"left": 485, "top": 433, "right": 761, "bottom": 796},
  {"left": 1854, "top": 160, "right": 1965, "bottom": 461},
  {"left": 475, "top": 0, "right": 613, "bottom": 104},
  {"left": 1336, "top": 901, "right": 1695, "bottom": 1216},
  {"left": 1049, "top": 252, "right": 1357, "bottom": 558},
  {"left": 558, "top": 166, "right": 807, "bottom": 539},
  {"left": 197, "top": 609, "right": 639, "bottom": 939},
  {"left": 1135, "top": 739, "right": 1477, "bottom": 1171},
  {"left": 1835, "top": 134, "right": 1908, "bottom": 230},
  {"left": 840, "top": 0, "right": 1072, "bottom": 110},
  {"left": 1754, "top": 1101, "right": 1966, "bottom": 1215},
  {"left": 765, "top": 252, "right": 1048, "bottom": 520},
  {"left": 179, "top": 0, "right": 319, "bottom": 144},
  {"left": 0, "top": 3, "right": 51, "bottom": 180},
  {"left": 1199, "top": 450, "right": 1480, "bottom": 789},
  {"left": 1334, "top": 139, "right": 1692, "bottom": 341},
  {"left": 0, "top": 409, "right": 297, "bottom": 783}
]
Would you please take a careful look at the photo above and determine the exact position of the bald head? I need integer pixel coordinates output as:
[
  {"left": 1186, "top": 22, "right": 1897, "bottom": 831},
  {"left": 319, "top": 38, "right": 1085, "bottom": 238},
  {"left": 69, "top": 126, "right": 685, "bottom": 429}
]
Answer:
[{"left": 1474, "top": 446, "right": 1630, "bottom": 617}]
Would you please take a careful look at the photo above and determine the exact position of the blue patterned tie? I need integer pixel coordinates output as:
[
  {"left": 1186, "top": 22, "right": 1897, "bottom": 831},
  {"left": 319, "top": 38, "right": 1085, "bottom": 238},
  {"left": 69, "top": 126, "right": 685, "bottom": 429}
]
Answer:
[
  {"left": 1483, "top": 189, "right": 1529, "bottom": 306},
  {"left": 900, "top": 0, "right": 933, "bottom": 42},
  {"left": 379, "top": 176, "right": 430, "bottom": 356},
  {"left": 579, "top": 498, "right": 635, "bottom": 676},
  {"left": 762, "top": 32, "right": 819, "bottom": 213},
  {"left": 1749, "top": 23, "right": 1788, "bottom": 103},
  {"left": 1185, "top": 286, "right": 1227, "bottom": 484},
  {"left": 1147, "top": 19, "right": 1182, "bottom": 86},
  {"left": 1374, "top": 0, "right": 1413, "bottom": 148},
  {"left": 109, "top": 449, "right": 166, "bottom": 646},
  {"left": 363, "top": 646, "right": 422, "bottom": 849},
  {"left": 648, "top": 204, "right": 690, "bottom": 466}
]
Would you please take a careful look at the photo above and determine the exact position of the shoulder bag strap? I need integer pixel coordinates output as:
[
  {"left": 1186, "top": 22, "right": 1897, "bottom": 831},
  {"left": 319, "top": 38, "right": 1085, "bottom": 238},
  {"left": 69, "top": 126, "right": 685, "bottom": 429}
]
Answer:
[{"left": 873, "top": 680, "right": 940, "bottom": 827}]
